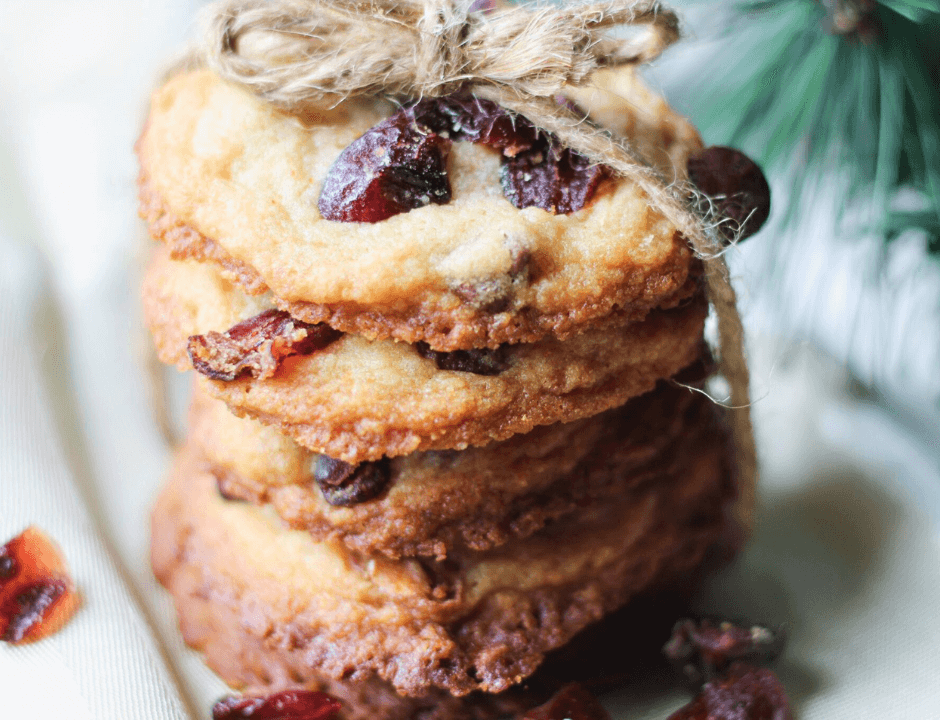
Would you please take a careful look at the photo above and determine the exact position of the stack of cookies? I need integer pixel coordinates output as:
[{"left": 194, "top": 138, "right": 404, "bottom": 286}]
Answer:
[{"left": 138, "top": 63, "right": 750, "bottom": 719}]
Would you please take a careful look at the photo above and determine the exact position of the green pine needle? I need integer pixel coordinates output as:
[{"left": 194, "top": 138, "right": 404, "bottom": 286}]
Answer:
[{"left": 680, "top": 0, "right": 940, "bottom": 253}]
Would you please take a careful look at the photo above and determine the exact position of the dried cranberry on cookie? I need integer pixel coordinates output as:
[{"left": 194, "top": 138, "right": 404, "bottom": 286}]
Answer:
[
  {"left": 137, "top": 67, "right": 703, "bottom": 351},
  {"left": 152, "top": 436, "right": 739, "bottom": 698},
  {"left": 188, "top": 378, "right": 730, "bottom": 561},
  {"left": 142, "top": 244, "right": 707, "bottom": 462}
]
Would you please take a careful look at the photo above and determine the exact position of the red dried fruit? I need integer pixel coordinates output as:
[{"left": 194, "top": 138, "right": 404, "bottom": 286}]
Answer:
[
  {"left": 412, "top": 95, "right": 538, "bottom": 157},
  {"left": 313, "top": 456, "right": 392, "bottom": 506},
  {"left": 0, "top": 526, "right": 80, "bottom": 644},
  {"left": 663, "top": 618, "right": 785, "bottom": 686},
  {"left": 501, "top": 140, "right": 610, "bottom": 215},
  {"left": 318, "top": 107, "right": 452, "bottom": 223},
  {"left": 414, "top": 341, "right": 511, "bottom": 375},
  {"left": 320, "top": 93, "right": 605, "bottom": 222},
  {"left": 521, "top": 683, "right": 611, "bottom": 720},
  {"left": 667, "top": 663, "right": 793, "bottom": 720},
  {"left": 213, "top": 690, "right": 342, "bottom": 720},
  {"left": 188, "top": 309, "right": 342, "bottom": 382},
  {"left": 686, "top": 147, "right": 771, "bottom": 242}
]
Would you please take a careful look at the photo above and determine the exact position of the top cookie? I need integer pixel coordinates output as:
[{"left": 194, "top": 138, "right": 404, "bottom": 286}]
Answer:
[{"left": 138, "top": 68, "right": 703, "bottom": 350}]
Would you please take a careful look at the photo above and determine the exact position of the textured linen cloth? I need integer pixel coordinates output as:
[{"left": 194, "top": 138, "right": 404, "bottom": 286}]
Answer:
[{"left": 0, "top": 2, "right": 939, "bottom": 718}]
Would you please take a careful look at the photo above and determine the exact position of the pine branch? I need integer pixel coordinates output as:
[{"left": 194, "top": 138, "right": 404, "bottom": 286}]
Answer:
[{"left": 678, "top": 0, "right": 940, "bottom": 253}]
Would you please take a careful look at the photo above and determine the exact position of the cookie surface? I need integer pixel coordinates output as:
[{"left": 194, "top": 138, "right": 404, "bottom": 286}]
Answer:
[
  {"left": 190, "top": 379, "right": 719, "bottom": 560},
  {"left": 138, "top": 68, "right": 703, "bottom": 351},
  {"left": 142, "top": 246, "right": 707, "bottom": 462},
  {"left": 152, "top": 436, "right": 737, "bottom": 697}
]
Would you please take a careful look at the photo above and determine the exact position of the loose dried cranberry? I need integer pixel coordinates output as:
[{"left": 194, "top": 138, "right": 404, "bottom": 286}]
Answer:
[
  {"left": 667, "top": 663, "right": 793, "bottom": 720},
  {"left": 521, "top": 684, "right": 611, "bottom": 720},
  {"left": 188, "top": 309, "right": 342, "bottom": 382},
  {"left": 663, "top": 618, "right": 785, "bottom": 686},
  {"left": 0, "top": 553, "right": 15, "bottom": 580},
  {"left": 415, "top": 341, "right": 511, "bottom": 375},
  {"left": 501, "top": 140, "right": 610, "bottom": 215},
  {"left": 213, "top": 690, "right": 342, "bottom": 720},
  {"left": 318, "top": 107, "right": 452, "bottom": 223},
  {"left": 2, "top": 581, "right": 67, "bottom": 643},
  {"left": 313, "top": 456, "right": 392, "bottom": 506},
  {"left": 0, "top": 527, "right": 80, "bottom": 644},
  {"left": 686, "top": 147, "right": 770, "bottom": 242}
]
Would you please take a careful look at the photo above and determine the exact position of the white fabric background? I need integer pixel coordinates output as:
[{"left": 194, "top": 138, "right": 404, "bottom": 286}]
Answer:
[{"left": 0, "top": 2, "right": 938, "bottom": 718}]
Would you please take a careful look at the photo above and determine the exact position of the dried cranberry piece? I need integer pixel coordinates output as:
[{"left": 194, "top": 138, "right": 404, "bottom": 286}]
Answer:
[
  {"left": 501, "top": 140, "right": 610, "bottom": 214},
  {"left": 0, "top": 553, "right": 15, "bottom": 580},
  {"left": 213, "top": 690, "right": 342, "bottom": 720},
  {"left": 313, "top": 456, "right": 392, "bottom": 506},
  {"left": 667, "top": 663, "right": 793, "bottom": 720},
  {"left": 415, "top": 341, "right": 511, "bottom": 375},
  {"left": 521, "top": 684, "right": 611, "bottom": 720},
  {"left": 686, "top": 147, "right": 771, "bottom": 242},
  {"left": 412, "top": 95, "right": 538, "bottom": 157},
  {"left": 318, "top": 107, "right": 452, "bottom": 223},
  {"left": 0, "top": 527, "right": 80, "bottom": 644},
  {"left": 188, "top": 309, "right": 342, "bottom": 382},
  {"left": 3, "top": 581, "right": 68, "bottom": 643},
  {"left": 663, "top": 618, "right": 785, "bottom": 686}
]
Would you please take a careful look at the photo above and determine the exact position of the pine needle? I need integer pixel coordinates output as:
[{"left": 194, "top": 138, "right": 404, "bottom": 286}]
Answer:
[{"left": 677, "top": 0, "right": 940, "bottom": 254}]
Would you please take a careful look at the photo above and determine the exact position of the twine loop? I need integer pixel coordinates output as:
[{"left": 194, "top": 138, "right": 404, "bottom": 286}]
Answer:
[{"left": 205, "top": 0, "right": 680, "bottom": 104}]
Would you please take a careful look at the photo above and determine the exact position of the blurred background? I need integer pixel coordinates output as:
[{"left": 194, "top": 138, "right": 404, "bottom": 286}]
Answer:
[{"left": 0, "top": 1, "right": 938, "bottom": 718}]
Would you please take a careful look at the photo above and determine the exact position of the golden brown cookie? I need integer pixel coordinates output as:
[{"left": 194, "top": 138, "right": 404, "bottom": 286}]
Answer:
[
  {"left": 189, "top": 379, "right": 720, "bottom": 560},
  {"left": 163, "top": 558, "right": 701, "bottom": 720},
  {"left": 137, "top": 68, "right": 704, "bottom": 351},
  {"left": 142, "top": 245, "right": 707, "bottom": 462},
  {"left": 152, "top": 432, "right": 738, "bottom": 698}
]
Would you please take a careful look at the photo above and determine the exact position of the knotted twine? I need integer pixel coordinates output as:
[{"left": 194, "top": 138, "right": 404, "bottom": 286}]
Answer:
[{"left": 199, "top": 0, "right": 758, "bottom": 519}]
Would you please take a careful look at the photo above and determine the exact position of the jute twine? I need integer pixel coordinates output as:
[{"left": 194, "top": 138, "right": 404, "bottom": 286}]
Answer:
[{"left": 198, "top": 0, "right": 757, "bottom": 511}]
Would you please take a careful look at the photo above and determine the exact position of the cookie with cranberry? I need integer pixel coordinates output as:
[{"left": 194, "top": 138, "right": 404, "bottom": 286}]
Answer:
[
  {"left": 189, "top": 378, "right": 726, "bottom": 561},
  {"left": 137, "top": 68, "right": 704, "bottom": 351},
  {"left": 152, "top": 434, "right": 738, "bottom": 698},
  {"left": 143, "top": 245, "right": 706, "bottom": 462}
]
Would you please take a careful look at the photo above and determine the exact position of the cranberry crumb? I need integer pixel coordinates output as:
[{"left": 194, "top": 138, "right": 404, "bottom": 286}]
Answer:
[
  {"left": 521, "top": 683, "right": 611, "bottom": 720},
  {"left": 313, "top": 456, "right": 392, "bottom": 506},
  {"left": 686, "top": 147, "right": 770, "bottom": 242},
  {"left": 414, "top": 342, "right": 511, "bottom": 375},
  {"left": 667, "top": 663, "right": 794, "bottom": 720},
  {"left": 663, "top": 618, "right": 785, "bottom": 686},
  {"left": 213, "top": 690, "right": 342, "bottom": 720},
  {"left": 0, "top": 527, "right": 80, "bottom": 644},
  {"left": 188, "top": 309, "right": 342, "bottom": 382}
]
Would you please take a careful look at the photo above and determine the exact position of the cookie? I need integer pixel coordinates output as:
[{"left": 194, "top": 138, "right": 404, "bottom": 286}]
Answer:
[
  {"left": 152, "top": 435, "right": 738, "bottom": 698},
  {"left": 162, "top": 563, "right": 701, "bottom": 720},
  {"left": 142, "top": 245, "right": 707, "bottom": 462},
  {"left": 189, "top": 378, "right": 721, "bottom": 560},
  {"left": 137, "top": 68, "right": 704, "bottom": 351}
]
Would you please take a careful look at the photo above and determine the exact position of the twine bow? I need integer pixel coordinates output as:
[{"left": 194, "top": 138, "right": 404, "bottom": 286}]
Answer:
[{"left": 201, "top": 0, "right": 757, "bottom": 520}]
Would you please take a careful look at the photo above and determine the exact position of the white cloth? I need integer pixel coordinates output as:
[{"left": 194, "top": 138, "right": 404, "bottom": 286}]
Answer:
[{"left": 0, "top": 2, "right": 938, "bottom": 718}]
